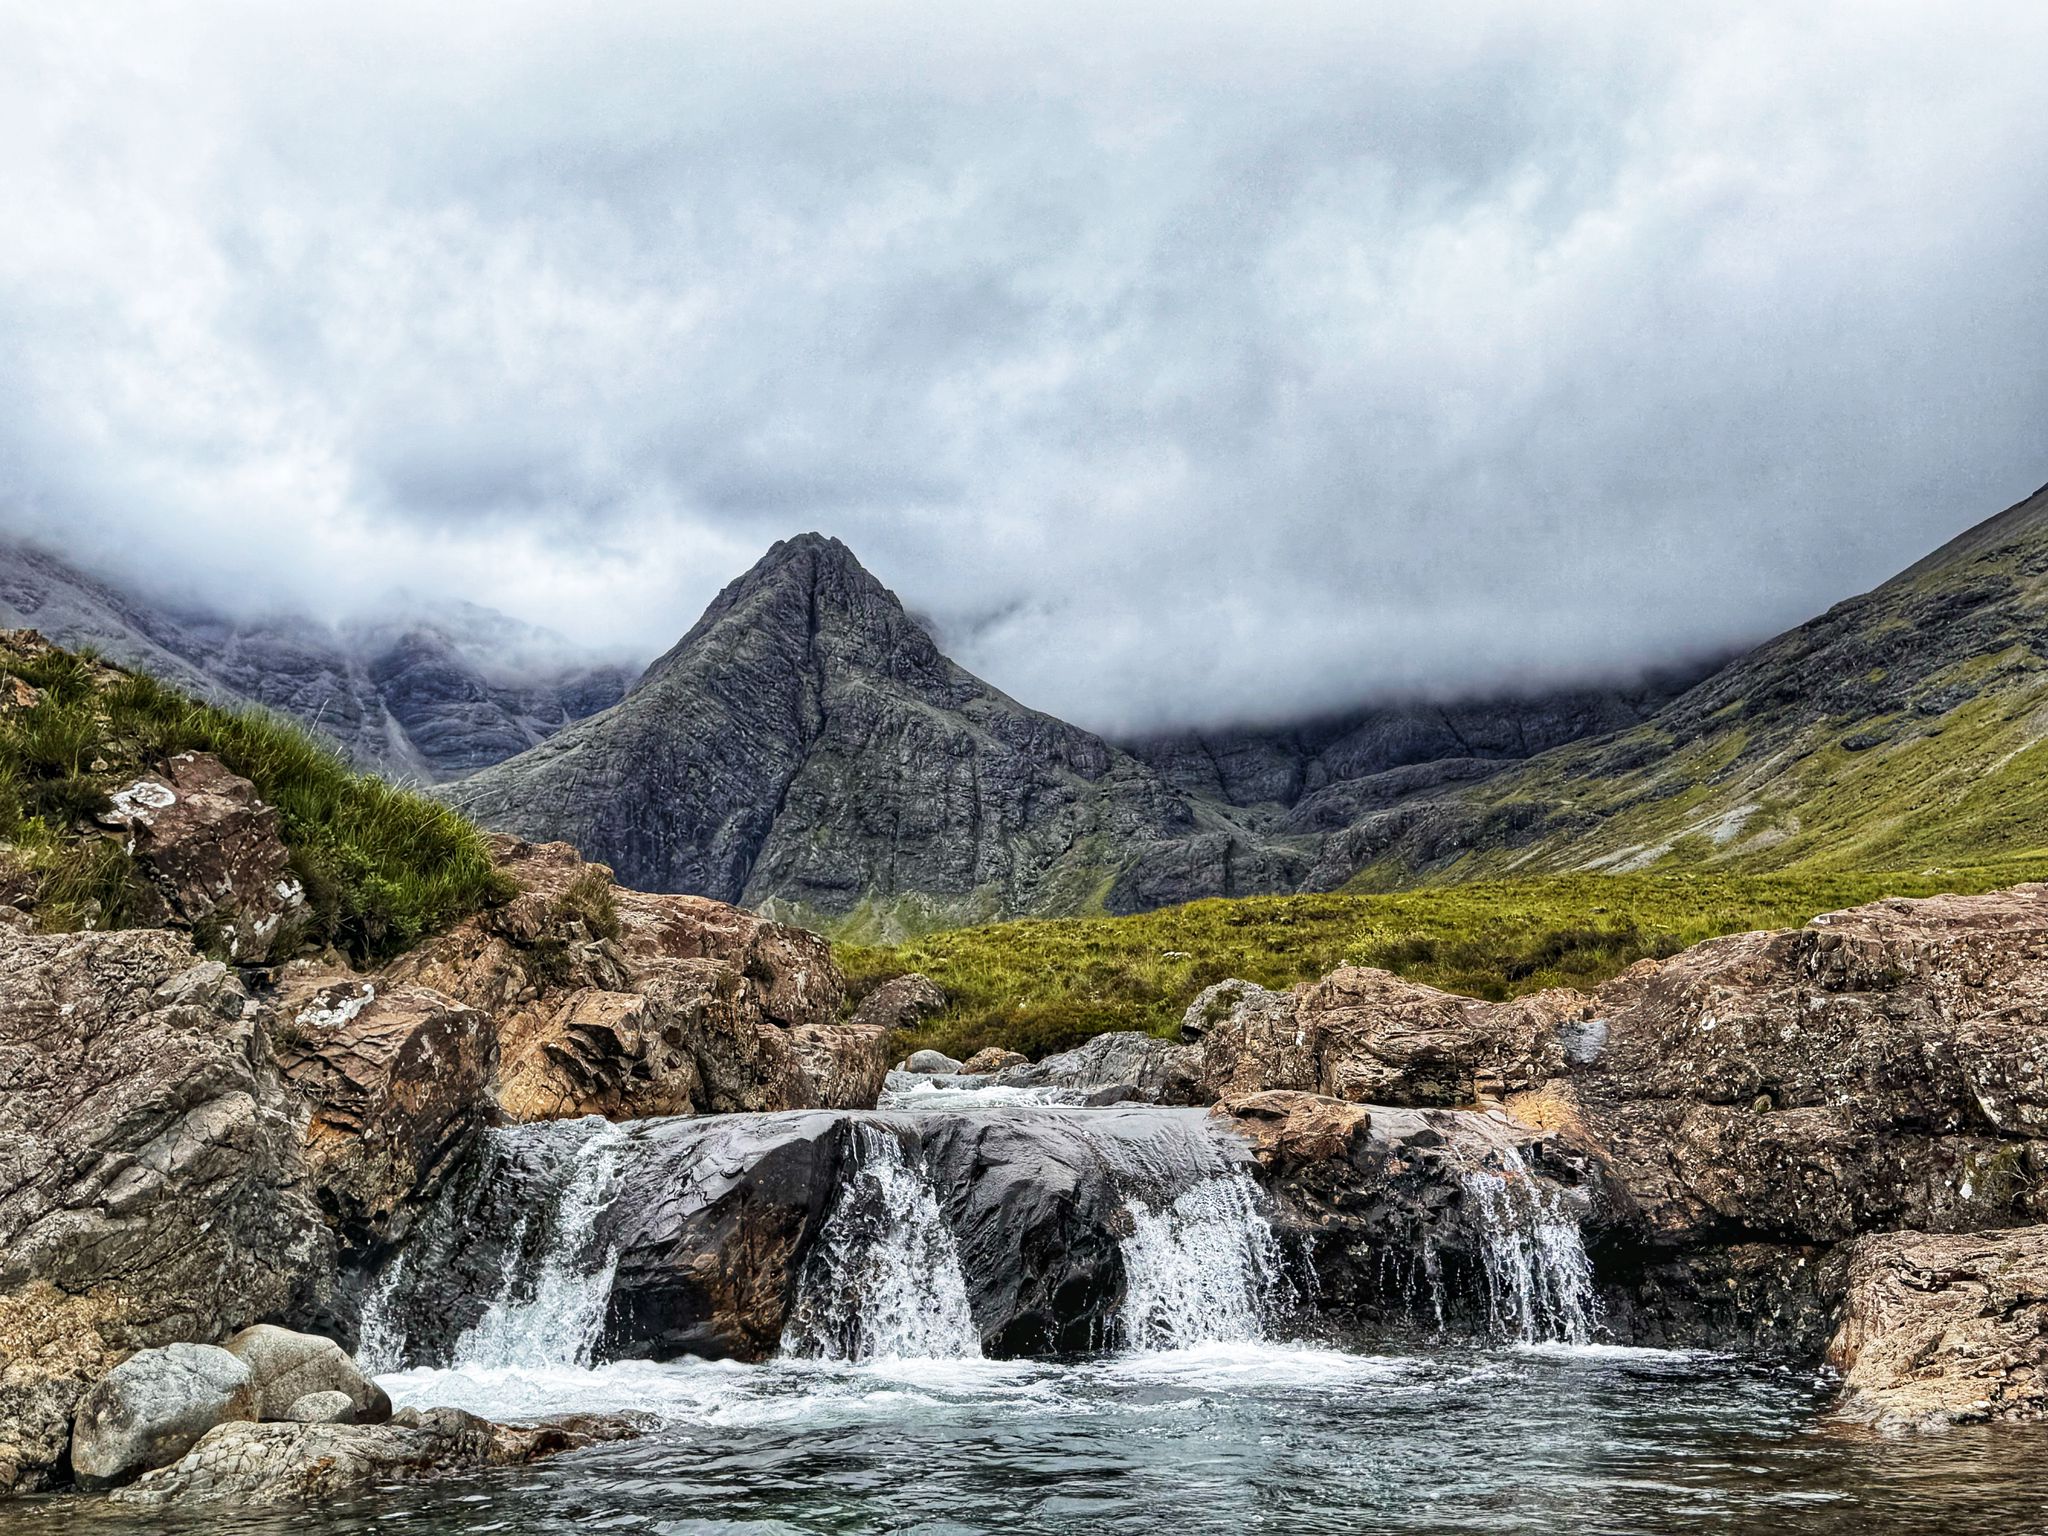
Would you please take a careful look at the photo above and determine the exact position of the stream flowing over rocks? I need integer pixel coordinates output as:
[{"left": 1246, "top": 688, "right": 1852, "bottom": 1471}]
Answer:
[{"left": 14, "top": 848, "right": 2048, "bottom": 1524}]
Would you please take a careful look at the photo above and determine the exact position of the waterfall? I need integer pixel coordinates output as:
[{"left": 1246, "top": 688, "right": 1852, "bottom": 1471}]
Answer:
[
  {"left": 449, "top": 1119, "right": 632, "bottom": 1370},
  {"left": 1118, "top": 1168, "right": 1286, "bottom": 1351},
  {"left": 1458, "top": 1143, "right": 1597, "bottom": 1346},
  {"left": 781, "top": 1124, "right": 982, "bottom": 1362}
]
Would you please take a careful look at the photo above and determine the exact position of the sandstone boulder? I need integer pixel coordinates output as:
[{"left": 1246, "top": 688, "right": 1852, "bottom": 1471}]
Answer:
[
  {"left": 222, "top": 1325, "right": 390, "bottom": 1425},
  {"left": 959, "top": 1046, "right": 1027, "bottom": 1075},
  {"left": 274, "top": 978, "right": 495, "bottom": 1245},
  {"left": 850, "top": 973, "right": 947, "bottom": 1034},
  {"left": 69, "top": 1343, "right": 255, "bottom": 1490},
  {"left": 99, "top": 752, "right": 306, "bottom": 963},
  {"left": 1826, "top": 1227, "right": 2048, "bottom": 1432}
]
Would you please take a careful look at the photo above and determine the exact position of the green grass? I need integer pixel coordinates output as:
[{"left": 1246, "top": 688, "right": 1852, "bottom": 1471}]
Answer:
[
  {"left": 842, "top": 861, "right": 2048, "bottom": 1061},
  {"left": 0, "top": 639, "right": 510, "bottom": 963}
]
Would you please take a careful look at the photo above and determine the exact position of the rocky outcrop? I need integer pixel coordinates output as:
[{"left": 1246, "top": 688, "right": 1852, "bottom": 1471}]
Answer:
[
  {"left": 68, "top": 1343, "right": 256, "bottom": 1490},
  {"left": 0, "top": 926, "right": 332, "bottom": 1490},
  {"left": 1190, "top": 884, "right": 2048, "bottom": 1361},
  {"left": 99, "top": 752, "right": 306, "bottom": 963},
  {"left": 384, "top": 838, "right": 871, "bottom": 1120},
  {"left": 1194, "top": 969, "right": 1575, "bottom": 1106},
  {"left": 274, "top": 977, "right": 496, "bottom": 1246},
  {"left": 1826, "top": 1228, "right": 2048, "bottom": 1432},
  {"left": 112, "top": 1406, "right": 640, "bottom": 1507}
]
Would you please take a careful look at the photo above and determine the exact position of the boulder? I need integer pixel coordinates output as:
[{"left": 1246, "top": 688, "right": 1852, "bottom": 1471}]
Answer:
[
  {"left": 0, "top": 927, "right": 331, "bottom": 1491},
  {"left": 98, "top": 752, "right": 306, "bottom": 963},
  {"left": 1827, "top": 1227, "right": 2048, "bottom": 1432},
  {"left": 1197, "top": 968, "right": 1577, "bottom": 1107},
  {"left": 849, "top": 974, "right": 947, "bottom": 1034},
  {"left": 284, "top": 1391, "right": 356, "bottom": 1425},
  {"left": 112, "top": 1405, "right": 640, "bottom": 1506},
  {"left": 222, "top": 1325, "right": 390, "bottom": 1425},
  {"left": 903, "top": 1049, "right": 962, "bottom": 1075},
  {"left": 274, "top": 978, "right": 496, "bottom": 1245},
  {"left": 69, "top": 1343, "right": 256, "bottom": 1490},
  {"left": 993, "top": 1031, "right": 1202, "bottom": 1105},
  {"left": 959, "top": 1046, "right": 1027, "bottom": 1075}
]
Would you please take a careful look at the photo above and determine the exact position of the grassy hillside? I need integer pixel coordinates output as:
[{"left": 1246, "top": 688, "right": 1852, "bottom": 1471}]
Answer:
[
  {"left": 1348, "top": 482, "right": 2048, "bottom": 888},
  {"left": 0, "top": 634, "right": 508, "bottom": 963},
  {"left": 843, "top": 859, "right": 2048, "bottom": 1061}
]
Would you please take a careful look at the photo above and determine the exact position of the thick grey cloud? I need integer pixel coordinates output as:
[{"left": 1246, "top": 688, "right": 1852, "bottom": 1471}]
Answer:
[{"left": 1, "top": 1, "right": 2044, "bottom": 730}]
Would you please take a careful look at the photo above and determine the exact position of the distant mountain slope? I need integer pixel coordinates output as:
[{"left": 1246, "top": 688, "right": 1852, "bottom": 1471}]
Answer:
[
  {"left": 1344, "top": 480, "right": 2048, "bottom": 884},
  {"left": 0, "top": 537, "right": 630, "bottom": 779},
  {"left": 446, "top": 534, "right": 1230, "bottom": 929},
  {"left": 1125, "top": 676, "right": 1701, "bottom": 811}
]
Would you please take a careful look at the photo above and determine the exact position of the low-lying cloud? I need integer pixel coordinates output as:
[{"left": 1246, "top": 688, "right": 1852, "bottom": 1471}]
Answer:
[{"left": 2, "top": 2, "right": 2044, "bottom": 730}]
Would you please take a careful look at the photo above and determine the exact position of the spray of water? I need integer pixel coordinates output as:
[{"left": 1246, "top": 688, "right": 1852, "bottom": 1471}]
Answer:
[
  {"left": 781, "top": 1124, "right": 982, "bottom": 1362},
  {"left": 1458, "top": 1144, "right": 1598, "bottom": 1345},
  {"left": 1118, "top": 1169, "right": 1286, "bottom": 1352},
  {"left": 451, "top": 1120, "right": 633, "bottom": 1370}
]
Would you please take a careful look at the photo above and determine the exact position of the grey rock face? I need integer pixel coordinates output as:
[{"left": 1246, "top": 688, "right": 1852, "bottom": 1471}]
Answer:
[
  {"left": 69, "top": 1343, "right": 256, "bottom": 1490},
  {"left": 903, "top": 1049, "right": 962, "bottom": 1075},
  {"left": 0, "top": 927, "right": 332, "bottom": 1338},
  {"left": 222, "top": 1325, "right": 391, "bottom": 1425},
  {"left": 1126, "top": 676, "right": 1703, "bottom": 810},
  {"left": 0, "top": 925, "right": 333, "bottom": 1491},
  {"left": 0, "top": 538, "right": 627, "bottom": 780}
]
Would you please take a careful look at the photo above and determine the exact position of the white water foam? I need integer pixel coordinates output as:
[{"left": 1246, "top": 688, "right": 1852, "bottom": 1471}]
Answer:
[
  {"left": 452, "top": 1119, "right": 632, "bottom": 1370},
  {"left": 781, "top": 1124, "right": 982, "bottom": 1362},
  {"left": 1459, "top": 1143, "right": 1598, "bottom": 1345},
  {"left": 1118, "top": 1169, "right": 1286, "bottom": 1351}
]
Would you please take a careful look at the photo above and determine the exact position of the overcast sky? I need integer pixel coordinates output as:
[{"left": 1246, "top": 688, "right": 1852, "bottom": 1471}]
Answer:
[{"left": 2, "top": 3, "right": 2044, "bottom": 731}]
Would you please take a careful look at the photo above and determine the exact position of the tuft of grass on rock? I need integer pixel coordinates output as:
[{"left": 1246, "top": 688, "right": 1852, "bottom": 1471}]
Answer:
[{"left": 0, "top": 638, "right": 511, "bottom": 964}]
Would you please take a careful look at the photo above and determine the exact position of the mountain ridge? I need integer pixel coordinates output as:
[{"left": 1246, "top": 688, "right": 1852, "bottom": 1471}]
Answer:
[{"left": 0, "top": 535, "right": 632, "bottom": 780}]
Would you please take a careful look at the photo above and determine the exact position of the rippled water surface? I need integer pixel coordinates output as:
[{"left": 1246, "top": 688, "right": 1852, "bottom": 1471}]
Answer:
[{"left": 15, "top": 1341, "right": 2048, "bottom": 1535}]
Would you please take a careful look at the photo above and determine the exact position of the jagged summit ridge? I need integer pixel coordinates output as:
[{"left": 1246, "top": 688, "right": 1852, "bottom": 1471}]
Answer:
[{"left": 445, "top": 535, "right": 1195, "bottom": 926}]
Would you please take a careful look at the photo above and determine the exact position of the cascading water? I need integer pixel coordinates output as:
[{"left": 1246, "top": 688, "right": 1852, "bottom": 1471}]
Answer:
[
  {"left": 396, "top": 1118, "right": 633, "bottom": 1372},
  {"left": 1457, "top": 1143, "right": 1598, "bottom": 1345},
  {"left": 781, "top": 1123, "right": 982, "bottom": 1362},
  {"left": 1118, "top": 1168, "right": 1286, "bottom": 1351}
]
